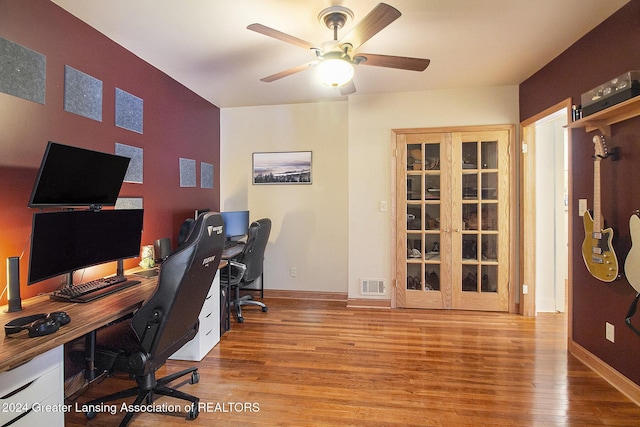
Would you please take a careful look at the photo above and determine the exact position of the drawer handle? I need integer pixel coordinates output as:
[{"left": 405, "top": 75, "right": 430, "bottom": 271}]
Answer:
[
  {"left": 0, "top": 379, "right": 35, "bottom": 399},
  {"left": 3, "top": 407, "right": 32, "bottom": 425}
]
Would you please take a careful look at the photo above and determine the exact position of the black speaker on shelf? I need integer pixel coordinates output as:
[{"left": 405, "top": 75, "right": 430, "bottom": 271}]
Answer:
[
  {"left": 154, "top": 237, "right": 172, "bottom": 262},
  {"left": 5, "top": 256, "right": 22, "bottom": 313}
]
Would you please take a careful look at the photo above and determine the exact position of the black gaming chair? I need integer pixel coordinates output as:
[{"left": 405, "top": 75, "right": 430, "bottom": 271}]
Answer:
[
  {"left": 83, "top": 212, "right": 225, "bottom": 426},
  {"left": 221, "top": 218, "right": 271, "bottom": 323}
]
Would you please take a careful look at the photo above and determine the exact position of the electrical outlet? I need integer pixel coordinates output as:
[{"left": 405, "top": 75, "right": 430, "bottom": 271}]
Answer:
[
  {"left": 579, "top": 199, "right": 588, "bottom": 216},
  {"left": 522, "top": 284, "right": 528, "bottom": 295},
  {"left": 606, "top": 322, "right": 615, "bottom": 343},
  {"left": 290, "top": 267, "right": 297, "bottom": 278},
  {"left": 379, "top": 200, "right": 388, "bottom": 212}
]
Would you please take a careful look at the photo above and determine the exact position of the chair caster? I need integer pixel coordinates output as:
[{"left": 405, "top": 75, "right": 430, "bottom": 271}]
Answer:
[
  {"left": 190, "top": 370, "right": 200, "bottom": 384},
  {"left": 262, "top": 306, "right": 268, "bottom": 312},
  {"left": 187, "top": 402, "right": 199, "bottom": 420},
  {"left": 237, "top": 316, "right": 244, "bottom": 323},
  {"left": 86, "top": 410, "right": 96, "bottom": 420}
]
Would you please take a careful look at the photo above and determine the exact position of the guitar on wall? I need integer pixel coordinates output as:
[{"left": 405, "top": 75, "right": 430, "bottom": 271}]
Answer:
[
  {"left": 624, "top": 211, "right": 640, "bottom": 336},
  {"left": 581, "top": 134, "right": 619, "bottom": 282}
]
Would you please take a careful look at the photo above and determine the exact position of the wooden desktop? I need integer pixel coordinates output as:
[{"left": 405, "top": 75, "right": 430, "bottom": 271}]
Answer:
[
  {"left": 0, "top": 276, "right": 156, "bottom": 426},
  {"left": 0, "top": 276, "right": 157, "bottom": 373}
]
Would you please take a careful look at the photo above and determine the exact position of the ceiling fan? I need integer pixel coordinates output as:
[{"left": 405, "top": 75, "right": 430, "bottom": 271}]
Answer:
[{"left": 247, "top": 2, "right": 430, "bottom": 95}]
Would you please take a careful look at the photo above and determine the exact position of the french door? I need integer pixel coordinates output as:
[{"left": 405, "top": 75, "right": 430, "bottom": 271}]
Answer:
[{"left": 394, "top": 126, "right": 512, "bottom": 311}]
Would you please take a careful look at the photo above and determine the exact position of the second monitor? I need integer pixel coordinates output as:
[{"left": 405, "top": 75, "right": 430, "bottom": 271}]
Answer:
[{"left": 220, "top": 210, "right": 249, "bottom": 242}]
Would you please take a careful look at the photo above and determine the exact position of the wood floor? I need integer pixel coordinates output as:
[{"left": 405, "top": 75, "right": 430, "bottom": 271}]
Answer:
[{"left": 65, "top": 298, "right": 640, "bottom": 426}]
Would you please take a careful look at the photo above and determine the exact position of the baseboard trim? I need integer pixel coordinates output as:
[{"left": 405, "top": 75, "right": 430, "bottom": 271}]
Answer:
[
  {"left": 569, "top": 339, "right": 640, "bottom": 405},
  {"left": 347, "top": 298, "right": 392, "bottom": 309},
  {"left": 263, "top": 289, "right": 347, "bottom": 301}
]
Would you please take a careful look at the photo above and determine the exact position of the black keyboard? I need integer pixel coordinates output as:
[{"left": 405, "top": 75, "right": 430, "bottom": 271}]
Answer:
[{"left": 49, "top": 276, "right": 141, "bottom": 303}]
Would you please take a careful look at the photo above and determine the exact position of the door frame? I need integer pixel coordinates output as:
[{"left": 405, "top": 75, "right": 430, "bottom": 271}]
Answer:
[
  {"left": 519, "top": 98, "right": 573, "bottom": 318},
  {"left": 391, "top": 124, "right": 517, "bottom": 312}
]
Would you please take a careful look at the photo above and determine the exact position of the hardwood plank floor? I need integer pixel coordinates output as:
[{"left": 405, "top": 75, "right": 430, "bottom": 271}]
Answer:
[{"left": 65, "top": 298, "right": 640, "bottom": 426}]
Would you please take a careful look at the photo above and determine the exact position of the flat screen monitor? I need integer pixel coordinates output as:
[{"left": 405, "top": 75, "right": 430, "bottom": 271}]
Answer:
[
  {"left": 29, "top": 141, "right": 130, "bottom": 208},
  {"left": 195, "top": 208, "right": 210, "bottom": 219},
  {"left": 27, "top": 209, "right": 144, "bottom": 285},
  {"left": 220, "top": 210, "right": 249, "bottom": 241}
]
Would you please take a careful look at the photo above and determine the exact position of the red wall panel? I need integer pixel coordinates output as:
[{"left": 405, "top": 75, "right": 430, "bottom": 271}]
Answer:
[
  {"left": 0, "top": 0, "right": 220, "bottom": 300},
  {"left": 520, "top": 1, "right": 640, "bottom": 385}
]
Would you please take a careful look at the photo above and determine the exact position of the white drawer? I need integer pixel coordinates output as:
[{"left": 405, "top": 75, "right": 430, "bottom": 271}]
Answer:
[
  {"left": 0, "top": 346, "right": 63, "bottom": 426},
  {"left": 169, "top": 274, "right": 220, "bottom": 361},
  {"left": 200, "top": 291, "right": 217, "bottom": 319},
  {"left": 4, "top": 390, "right": 64, "bottom": 427}
]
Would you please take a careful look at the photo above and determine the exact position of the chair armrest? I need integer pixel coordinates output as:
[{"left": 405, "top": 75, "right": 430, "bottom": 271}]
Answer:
[{"left": 227, "top": 260, "right": 247, "bottom": 285}]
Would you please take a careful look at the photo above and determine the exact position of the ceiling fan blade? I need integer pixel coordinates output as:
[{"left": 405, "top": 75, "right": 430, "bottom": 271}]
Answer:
[
  {"left": 260, "top": 61, "right": 318, "bottom": 82},
  {"left": 339, "top": 80, "right": 356, "bottom": 96},
  {"left": 357, "top": 53, "right": 430, "bottom": 72},
  {"left": 339, "top": 3, "right": 401, "bottom": 50},
  {"left": 247, "top": 23, "right": 318, "bottom": 50}
]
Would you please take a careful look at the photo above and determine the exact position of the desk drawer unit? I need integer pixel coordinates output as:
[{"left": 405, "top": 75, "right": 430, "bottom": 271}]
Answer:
[
  {"left": 170, "top": 273, "right": 220, "bottom": 361},
  {"left": 0, "top": 346, "right": 64, "bottom": 426}
]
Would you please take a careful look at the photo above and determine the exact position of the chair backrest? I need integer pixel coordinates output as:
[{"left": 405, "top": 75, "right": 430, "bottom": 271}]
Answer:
[
  {"left": 236, "top": 218, "right": 271, "bottom": 284},
  {"left": 177, "top": 218, "right": 195, "bottom": 246},
  {"left": 131, "top": 212, "right": 225, "bottom": 360}
]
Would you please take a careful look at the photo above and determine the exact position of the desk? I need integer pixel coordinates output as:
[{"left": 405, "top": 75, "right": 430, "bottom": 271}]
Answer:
[
  {"left": 0, "top": 276, "right": 156, "bottom": 373},
  {"left": 0, "top": 277, "right": 156, "bottom": 426}
]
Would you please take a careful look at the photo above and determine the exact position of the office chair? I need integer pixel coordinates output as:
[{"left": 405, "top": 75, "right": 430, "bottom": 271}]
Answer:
[
  {"left": 222, "top": 218, "right": 271, "bottom": 323},
  {"left": 82, "top": 212, "right": 225, "bottom": 426}
]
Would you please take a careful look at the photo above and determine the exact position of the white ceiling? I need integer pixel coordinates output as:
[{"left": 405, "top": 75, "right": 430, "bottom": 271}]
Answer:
[{"left": 51, "top": 0, "right": 628, "bottom": 108}]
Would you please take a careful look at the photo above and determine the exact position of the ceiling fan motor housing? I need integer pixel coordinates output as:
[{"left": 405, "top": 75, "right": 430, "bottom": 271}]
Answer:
[{"left": 318, "top": 6, "right": 354, "bottom": 39}]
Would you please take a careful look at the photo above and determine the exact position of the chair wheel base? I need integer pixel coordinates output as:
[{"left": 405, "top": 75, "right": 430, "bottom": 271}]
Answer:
[
  {"left": 188, "top": 403, "right": 199, "bottom": 420},
  {"left": 190, "top": 371, "right": 200, "bottom": 384}
]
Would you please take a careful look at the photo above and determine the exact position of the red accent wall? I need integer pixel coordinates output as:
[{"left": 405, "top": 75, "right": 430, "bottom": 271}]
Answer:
[
  {"left": 0, "top": 0, "right": 220, "bottom": 300},
  {"left": 520, "top": 1, "right": 640, "bottom": 384}
]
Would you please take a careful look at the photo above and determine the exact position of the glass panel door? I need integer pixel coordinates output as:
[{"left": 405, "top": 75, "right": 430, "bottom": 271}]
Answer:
[
  {"left": 395, "top": 127, "right": 510, "bottom": 312},
  {"left": 452, "top": 130, "right": 509, "bottom": 311},
  {"left": 397, "top": 133, "right": 451, "bottom": 309}
]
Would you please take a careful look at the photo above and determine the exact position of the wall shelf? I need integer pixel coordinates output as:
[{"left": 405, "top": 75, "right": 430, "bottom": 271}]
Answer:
[{"left": 566, "top": 96, "right": 640, "bottom": 136}]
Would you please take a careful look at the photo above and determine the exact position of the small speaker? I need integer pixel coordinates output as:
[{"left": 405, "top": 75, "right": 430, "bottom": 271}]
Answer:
[
  {"left": 5, "top": 256, "right": 22, "bottom": 313},
  {"left": 154, "top": 237, "right": 172, "bottom": 262}
]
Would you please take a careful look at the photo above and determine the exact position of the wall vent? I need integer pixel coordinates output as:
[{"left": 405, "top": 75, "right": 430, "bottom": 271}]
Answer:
[{"left": 360, "top": 279, "right": 385, "bottom": 295}]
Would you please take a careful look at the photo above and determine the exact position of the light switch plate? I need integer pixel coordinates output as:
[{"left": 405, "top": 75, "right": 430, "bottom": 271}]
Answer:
[{"left": 579, "top": 199, "right": 587, "bottom": 217}]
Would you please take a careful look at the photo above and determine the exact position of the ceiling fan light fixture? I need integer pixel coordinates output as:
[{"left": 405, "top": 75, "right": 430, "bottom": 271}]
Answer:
[{"left": 317, "top": 58, "right": 354, "bottom": 87}]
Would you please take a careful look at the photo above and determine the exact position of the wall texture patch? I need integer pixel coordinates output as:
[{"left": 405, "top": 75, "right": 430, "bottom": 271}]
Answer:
[
  {"left": 201, "top": 162, "right": 214, "bottom": 189},
  {"left": 115, "top": 142, "right": 143, "bottom": 184},
  {"left": 115, "top": 88, "right": 143, "bottom": 133},
  {"left": 179, "top": 158, "right": 196, "bottom": 187},
  {"left": 0, "top": 36, "right": 45, "bottom": 104},
  {"left": 64, "top": 65, "right": 103, "bottom": 121}
]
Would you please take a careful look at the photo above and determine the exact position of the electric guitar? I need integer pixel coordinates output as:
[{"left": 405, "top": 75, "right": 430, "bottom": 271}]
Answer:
[
  {"left": 625, "top": 211, "right": 640, "bottom": 292},
  {"left": 581, "top": 135, "right": 618, "bottom": 282},
  {"left": 624, "top": 212, "right": 640, "bottom": 336}
]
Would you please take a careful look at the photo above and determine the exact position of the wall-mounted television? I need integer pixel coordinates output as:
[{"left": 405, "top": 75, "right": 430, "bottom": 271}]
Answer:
[
  {"left": 28, "top": 141, "right": 130, "bottom": 208},
  {"left": 27, "top": 209, "right": 144, "bottom": 285}
]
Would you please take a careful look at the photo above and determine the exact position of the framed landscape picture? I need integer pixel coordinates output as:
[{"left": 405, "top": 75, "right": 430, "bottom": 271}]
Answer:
[{"left": 252, "top": 151, "right": 312, "bottom": 185}]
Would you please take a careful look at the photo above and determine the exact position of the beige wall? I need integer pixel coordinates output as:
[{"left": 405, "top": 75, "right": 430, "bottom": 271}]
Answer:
[
  {"left": 221, "top": 86, "right": 519, "bottom": 299},
  {"left": 220, "top": 102, "right": 349, "bottom": 293}
]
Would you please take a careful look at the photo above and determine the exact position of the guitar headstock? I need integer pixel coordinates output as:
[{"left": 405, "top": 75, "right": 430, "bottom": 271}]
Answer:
[{"left": 593, "top": 135, "right": 608, "bottom": 160}]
